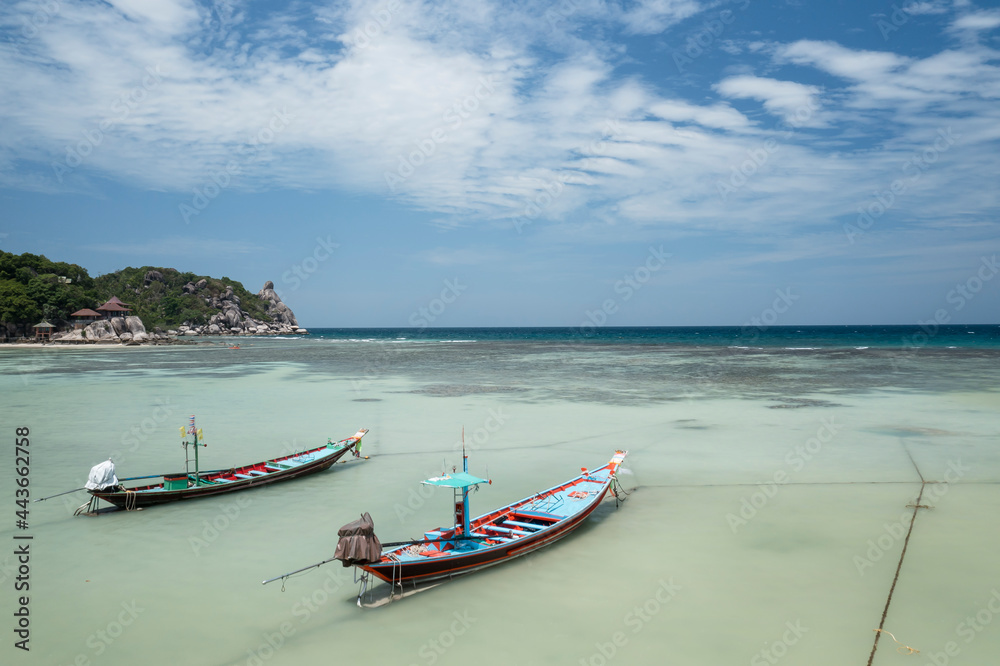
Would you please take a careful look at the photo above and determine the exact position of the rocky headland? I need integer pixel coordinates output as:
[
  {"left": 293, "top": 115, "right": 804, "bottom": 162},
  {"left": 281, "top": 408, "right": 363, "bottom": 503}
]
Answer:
[{"left": 49, "top": 279, "right": 305, "bottom": 344}]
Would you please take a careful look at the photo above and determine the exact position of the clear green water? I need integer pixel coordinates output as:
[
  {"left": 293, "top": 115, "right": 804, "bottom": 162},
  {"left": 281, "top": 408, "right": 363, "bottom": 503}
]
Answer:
[{"left": 1, "top": 338, "right": 998, "bottom": 665}]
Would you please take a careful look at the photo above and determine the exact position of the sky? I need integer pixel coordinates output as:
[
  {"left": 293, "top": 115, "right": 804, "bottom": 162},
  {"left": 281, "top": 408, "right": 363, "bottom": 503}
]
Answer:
[{"left": 0, "top": 0, "right": 998, "bottom": 327}]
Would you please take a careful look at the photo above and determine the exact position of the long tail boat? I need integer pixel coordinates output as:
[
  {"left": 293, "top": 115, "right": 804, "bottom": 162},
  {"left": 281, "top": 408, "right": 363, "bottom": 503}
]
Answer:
[
  {"left": 264, "top": 447, "right": 628, "bottom": 602},
  {"left": 74, "top": 417, "right": 368, "bottom": 513}
]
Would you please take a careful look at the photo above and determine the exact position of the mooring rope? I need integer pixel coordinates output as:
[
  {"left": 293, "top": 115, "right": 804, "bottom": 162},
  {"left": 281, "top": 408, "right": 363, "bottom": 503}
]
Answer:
[
  {"left": 867, "top": 443, "right": 928, "bottom": 664},
  {"left": 872, "top": 629, "right": 919, "bottom": 655},
  {"left": 124, "top": 489, "right": 137, "bottom": 512}
]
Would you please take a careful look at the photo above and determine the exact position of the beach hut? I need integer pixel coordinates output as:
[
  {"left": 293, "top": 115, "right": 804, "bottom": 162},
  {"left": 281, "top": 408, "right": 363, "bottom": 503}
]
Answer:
[
  {"left": 70, "top": 308, "right": 103, "bottom": 329},
  {"left": 33, "top": 321, "right": 55, "bottom": 341},
  {"left": 96, "top": 296, "right": 132, "bottom": 319}
]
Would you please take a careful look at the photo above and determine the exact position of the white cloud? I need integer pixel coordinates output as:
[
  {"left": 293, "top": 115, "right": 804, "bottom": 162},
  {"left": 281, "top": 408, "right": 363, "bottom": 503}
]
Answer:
[
  {"left": 618, "top": 0, "right": 702, "bottom": 35},
  {"left": 714, "top": 75, "right": 823, "bottom": 127},
  {"left": 0, "top": 0, "right": 996, "bottom": 248},
  {"left": 951, "top": 9, "right": 1000, "bottom": 31}
]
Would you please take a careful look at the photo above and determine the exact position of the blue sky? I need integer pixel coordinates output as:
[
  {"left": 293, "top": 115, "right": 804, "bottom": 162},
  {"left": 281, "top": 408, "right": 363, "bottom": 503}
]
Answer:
[{"left": 1, "top": 0, "right": 998, "bottom": 327}]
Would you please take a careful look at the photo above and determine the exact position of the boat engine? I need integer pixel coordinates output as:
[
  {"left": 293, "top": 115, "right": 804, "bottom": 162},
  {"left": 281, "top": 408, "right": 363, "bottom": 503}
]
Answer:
[
  {"left": 84, "top": 460, "right": 120, "bottom": 491},
  {"left": 334, "top": 512, "right": 382, "bottom": 566}
]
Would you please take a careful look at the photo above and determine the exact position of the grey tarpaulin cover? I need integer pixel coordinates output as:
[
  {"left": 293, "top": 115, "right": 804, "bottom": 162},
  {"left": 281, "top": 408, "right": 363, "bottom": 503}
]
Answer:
[
  {"left": 84, "top": 460, "right": 119, "bottom": 490},
  {"left": 334, "top": 512, "right": 382, "bottom": 566}
]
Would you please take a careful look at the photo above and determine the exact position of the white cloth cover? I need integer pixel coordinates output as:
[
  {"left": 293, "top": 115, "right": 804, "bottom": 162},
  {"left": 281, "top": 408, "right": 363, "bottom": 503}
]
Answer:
[{"left": 85, "top": 460, "right": 119, "bottom": 490}]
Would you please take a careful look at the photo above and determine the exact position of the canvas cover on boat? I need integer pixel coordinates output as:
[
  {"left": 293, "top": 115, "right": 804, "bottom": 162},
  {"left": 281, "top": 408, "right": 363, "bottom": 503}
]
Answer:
[
  {"left": 85, "top": 460, "right": 119, "bottom": 490},
  {"left": 334, "top": 512, "right": 382, "bottom": 566}
]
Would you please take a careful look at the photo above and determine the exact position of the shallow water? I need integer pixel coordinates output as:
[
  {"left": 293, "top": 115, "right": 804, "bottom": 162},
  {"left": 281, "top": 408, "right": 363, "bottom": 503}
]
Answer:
[{"left": 1, "top": 334, "right": 998, "bottom": 665}]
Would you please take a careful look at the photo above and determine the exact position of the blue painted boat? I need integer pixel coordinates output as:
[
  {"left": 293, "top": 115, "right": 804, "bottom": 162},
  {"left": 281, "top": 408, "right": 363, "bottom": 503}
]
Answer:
[{"left": 335, "top": 449, "right": 629, "bottom": 594}]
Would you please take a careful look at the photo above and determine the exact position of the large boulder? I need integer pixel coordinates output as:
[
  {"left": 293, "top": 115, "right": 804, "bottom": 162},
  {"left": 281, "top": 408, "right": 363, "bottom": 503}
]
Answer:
[
  {"left": 110, "top": 317, "right": 126, "bottom": 335},
  {"left": 133, "top": 332, "right": 149, "bottom": 343},
  {"left": 143, "top": 270, "right": 164, "bottom": 286},
  {"left": 125, "top": 316, "right": 146, "bottom": 336},
  {"left": 223, "top": 306, "right": 243, "bottom": 329},
  {"left": 257, "top": 281, "right": 299, "bottom": 327},
  {"left": 207, "top": 324, "right": 221, "bottom": 335},
  {"left": 84, "top": 320, "right": 118, "bottom": 341}
]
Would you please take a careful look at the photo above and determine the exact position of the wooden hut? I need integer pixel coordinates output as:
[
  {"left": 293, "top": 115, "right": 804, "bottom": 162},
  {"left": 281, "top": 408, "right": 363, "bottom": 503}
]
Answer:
[
  {"left": 96, "top": 296, "right": 132, "bottom": 319},
  {"left": 70, "top": 308, "right": 103, "bottom": 329},
  {"left": 33, "top": 321, "right": 55, "bottom": 341}
]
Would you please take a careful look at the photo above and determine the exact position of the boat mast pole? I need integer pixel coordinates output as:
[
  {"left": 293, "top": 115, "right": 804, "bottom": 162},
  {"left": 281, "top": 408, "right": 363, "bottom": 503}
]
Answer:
[
  {"left": 461, "top": 428, "right": 471, "bottom": 536},
  {"left": 190, "top": 415, "right": 200, "bottom": 486}
]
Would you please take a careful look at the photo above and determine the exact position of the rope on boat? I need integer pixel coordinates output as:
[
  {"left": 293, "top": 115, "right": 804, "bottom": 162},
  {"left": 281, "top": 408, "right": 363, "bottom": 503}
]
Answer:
[
  {"left": 872, "top": 629, "right": 919, "bottom": 655},
  {"left": 610, "top": 473, "right": 631, "bottom": 506},
  {"left": 124, "top": 489, "right": 138, "bottom": 512}
]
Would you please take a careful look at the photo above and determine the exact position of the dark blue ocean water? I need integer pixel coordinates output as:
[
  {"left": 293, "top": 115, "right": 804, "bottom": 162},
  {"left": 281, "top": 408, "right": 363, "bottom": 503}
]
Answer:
[{"left": 302, "top": 325, "right": 1000, "bottom": 348}]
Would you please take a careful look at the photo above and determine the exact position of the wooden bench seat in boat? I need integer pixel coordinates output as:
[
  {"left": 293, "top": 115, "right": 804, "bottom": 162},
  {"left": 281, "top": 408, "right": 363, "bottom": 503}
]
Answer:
[
  {"left": 234, "top": 473, "right": 254, "bottom": 480},
  {"left": 248, "top": 470, "right": 268, "bottom": 476},
  {"left": 473, "top": 532, "right": 511, "bottom": 542},
  {"left": 483, "top": 525, "right": 526, "bottom": 536},
  {"left": 512, "top": 511, "right": 562, "bottom": 523},
  {"left": 504, "top": 519, "right": 545, "bottom": 531}
]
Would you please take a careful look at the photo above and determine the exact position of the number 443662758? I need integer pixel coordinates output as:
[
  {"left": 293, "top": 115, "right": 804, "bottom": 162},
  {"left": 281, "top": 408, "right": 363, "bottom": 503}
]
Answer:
[{"left": 15, "top": 427, "right": 29, "bottom": 527}]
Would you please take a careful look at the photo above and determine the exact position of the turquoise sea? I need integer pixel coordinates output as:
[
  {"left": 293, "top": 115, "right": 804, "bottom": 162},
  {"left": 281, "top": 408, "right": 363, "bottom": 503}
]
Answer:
[{"left": 1, "top": 326, "right": 998, "bottom": 666}]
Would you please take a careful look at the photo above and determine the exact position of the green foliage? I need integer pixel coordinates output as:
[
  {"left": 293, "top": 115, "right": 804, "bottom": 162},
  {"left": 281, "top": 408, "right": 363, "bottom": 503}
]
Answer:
[
  {"left": 0, "top": 252, "right": 93, "bottom": 325},
  {"left": 0, "top": 251, "right": 273, "bottom": 332}
]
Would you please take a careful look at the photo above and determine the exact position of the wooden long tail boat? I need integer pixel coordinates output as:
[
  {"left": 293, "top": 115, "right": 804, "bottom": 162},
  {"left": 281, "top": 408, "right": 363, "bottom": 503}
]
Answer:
[
  {"left": 77, "top": 419, "right": 368, "bottom": 512},
  {"left": 326, "top": 448, "right": 628, "bottom": 600}
]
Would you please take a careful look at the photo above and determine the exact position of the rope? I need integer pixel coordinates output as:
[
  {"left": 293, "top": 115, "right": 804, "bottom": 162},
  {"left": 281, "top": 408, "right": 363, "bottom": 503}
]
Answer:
[
  {"left": 872, "top": 629, "right": 919, "bottom": 655},
  {"left": 124, "top": 489, "right": 137, "bottom": 512},
  {"left": 867, "top": 442, "right": 927, "bottom": 666}
]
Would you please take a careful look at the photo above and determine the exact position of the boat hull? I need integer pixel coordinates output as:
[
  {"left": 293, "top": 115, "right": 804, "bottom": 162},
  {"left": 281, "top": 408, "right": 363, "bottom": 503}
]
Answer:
[
  {"left": 359, "top": 450, "right": 627, "bottom": 586},
  {"left": 89, "top": 431, "right": 367, "bottom": 510},
  {"left": 362, "top": 487, "right": 611, "bottom": 585}
]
